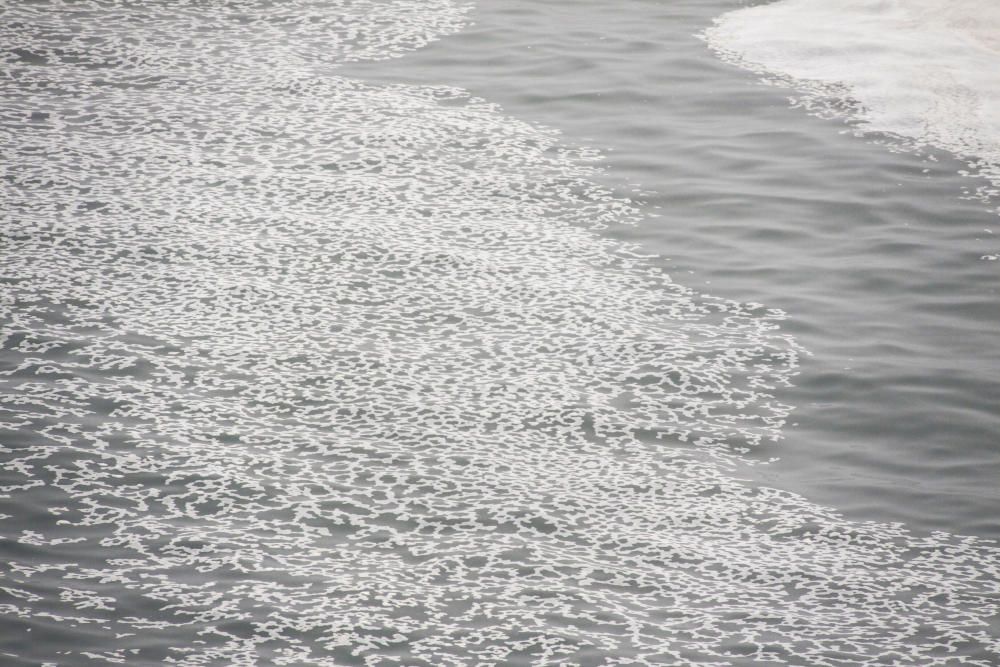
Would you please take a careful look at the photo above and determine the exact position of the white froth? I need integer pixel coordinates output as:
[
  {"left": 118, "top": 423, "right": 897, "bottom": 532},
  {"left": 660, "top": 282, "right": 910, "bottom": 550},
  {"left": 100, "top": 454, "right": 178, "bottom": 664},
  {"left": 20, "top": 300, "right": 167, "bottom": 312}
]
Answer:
[
  {"left": 705, "top": 0, "right": 1000, "bottom": 171},
  {"left": 2, "top": 1, "right": 1000, "bottom": 665}
]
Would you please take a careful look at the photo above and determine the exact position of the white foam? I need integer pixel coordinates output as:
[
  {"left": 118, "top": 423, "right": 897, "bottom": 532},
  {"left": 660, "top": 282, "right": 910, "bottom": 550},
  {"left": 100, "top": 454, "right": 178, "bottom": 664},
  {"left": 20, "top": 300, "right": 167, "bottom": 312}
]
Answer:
[
  {"left": 705, "top": 0, "right": 1000, "bottom": 172},
  {"left": 3, "top": 2, "right": 1000, "bottom": 664}
]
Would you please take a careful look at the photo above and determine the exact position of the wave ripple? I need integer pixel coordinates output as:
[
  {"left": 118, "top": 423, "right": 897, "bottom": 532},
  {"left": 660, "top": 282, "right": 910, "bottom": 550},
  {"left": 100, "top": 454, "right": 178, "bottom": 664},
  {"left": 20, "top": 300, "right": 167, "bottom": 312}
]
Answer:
[{"left": 1, "top": 1, "right": 999, "bottom": 665}]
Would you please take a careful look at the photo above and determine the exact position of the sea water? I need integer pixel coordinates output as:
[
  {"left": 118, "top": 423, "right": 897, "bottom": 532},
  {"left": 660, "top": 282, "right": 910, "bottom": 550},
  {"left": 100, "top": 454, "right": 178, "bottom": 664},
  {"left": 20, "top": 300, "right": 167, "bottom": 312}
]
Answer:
[{"left": 2, "top": 1, "right": 999, "bottom": 665}]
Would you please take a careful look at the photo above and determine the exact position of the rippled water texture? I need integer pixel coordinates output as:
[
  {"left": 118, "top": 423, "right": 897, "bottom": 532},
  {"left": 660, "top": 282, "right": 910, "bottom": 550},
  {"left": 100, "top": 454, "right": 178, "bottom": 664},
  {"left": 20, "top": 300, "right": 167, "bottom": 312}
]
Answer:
[
  {"left": 2, "top": 1, "right": 1000, "bottom": 665},
  {"left": 349, "top": 0, "right": 1000, "bottom": 538}
]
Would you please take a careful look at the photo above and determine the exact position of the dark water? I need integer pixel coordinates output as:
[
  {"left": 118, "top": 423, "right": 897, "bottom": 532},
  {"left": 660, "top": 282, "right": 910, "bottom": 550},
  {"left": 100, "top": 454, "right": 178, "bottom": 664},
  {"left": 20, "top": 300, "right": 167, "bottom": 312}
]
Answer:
[{"left": 2, "top": 1, "right": 999, "bottom": 665}]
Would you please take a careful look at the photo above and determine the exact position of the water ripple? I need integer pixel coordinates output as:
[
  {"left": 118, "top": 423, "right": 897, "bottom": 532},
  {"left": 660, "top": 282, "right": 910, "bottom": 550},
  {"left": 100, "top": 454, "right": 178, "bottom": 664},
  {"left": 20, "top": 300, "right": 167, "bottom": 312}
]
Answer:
[{"left": 1, "top": 1, "right": 998, "bottom": 665}]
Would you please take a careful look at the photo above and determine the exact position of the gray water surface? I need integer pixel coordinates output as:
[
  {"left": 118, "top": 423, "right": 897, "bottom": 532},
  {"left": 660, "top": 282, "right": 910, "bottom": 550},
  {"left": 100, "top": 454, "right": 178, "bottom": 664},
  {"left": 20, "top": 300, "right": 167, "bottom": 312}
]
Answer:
[
  {"left": 2, "top": 1, "right": 999, "bottom": 665},
  {"left": 345, "top": 0, "right": 1000, "bottom": 538}
]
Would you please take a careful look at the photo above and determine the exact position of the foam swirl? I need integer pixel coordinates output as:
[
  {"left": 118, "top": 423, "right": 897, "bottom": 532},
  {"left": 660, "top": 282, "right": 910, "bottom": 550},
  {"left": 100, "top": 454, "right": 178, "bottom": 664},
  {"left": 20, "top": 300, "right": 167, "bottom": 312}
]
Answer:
[{"left": 704, "top": 0, "right": 1000, "bottom": 197}]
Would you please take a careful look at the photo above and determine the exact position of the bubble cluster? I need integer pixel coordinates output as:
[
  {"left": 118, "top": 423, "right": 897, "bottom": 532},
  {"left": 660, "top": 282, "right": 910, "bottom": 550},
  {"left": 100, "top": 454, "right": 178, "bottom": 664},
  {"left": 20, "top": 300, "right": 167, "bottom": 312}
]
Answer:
[
  {"left": 2, "top": 2, "right": 999, "bottom": 665},
  {"left": 702, "top": 0, "right": 1000, "bottom": 218}
]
